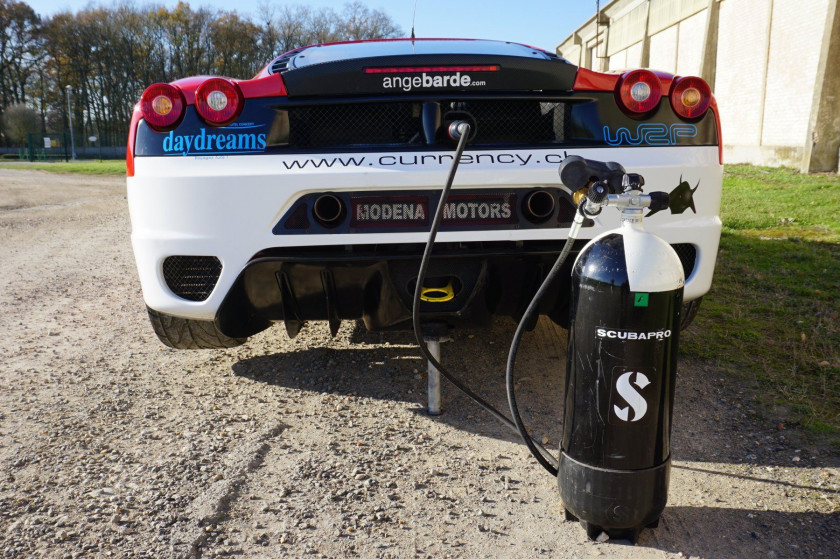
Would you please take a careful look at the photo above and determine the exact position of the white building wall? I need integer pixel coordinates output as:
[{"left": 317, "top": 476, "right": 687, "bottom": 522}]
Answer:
[
  {"left": 609, "top": 49, "right": 628, "bottom": 69},
  {"left": 715, "top": 0, "right": 773, "bottom": 147},
  {"left": 625, "top": 41, "right": 644, "bottom": 67},
  {"left": 676, "top": 9, "right": 707, "bottom": 76},
  {"left": 761, "top": 0, "right": 829, "bottom": 147},
  {"left": 648, "top": 24, "right": 678, "bottom": 72},
  {"left": 556, "top": 0, "right": 835, "bottom": 170}
]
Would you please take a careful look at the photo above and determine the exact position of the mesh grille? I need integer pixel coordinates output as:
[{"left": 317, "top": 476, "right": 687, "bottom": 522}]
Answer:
[
  {"left": 287, "top": 103, "right": 423, "bottom": 148},
  {"left": 442, "top": 100, "right": 569, "bottom": 145},
  {"left": 275, "top": 100, "right": 570, "bottom": 149},
  {"left": 670, "top": 244, "right": 697, "bottom": 279},
  {"left": 163, "top": 256, "right": 222, "bottom": 301}
]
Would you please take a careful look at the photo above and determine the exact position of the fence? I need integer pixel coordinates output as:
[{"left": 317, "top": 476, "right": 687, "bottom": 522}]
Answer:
[{"left": 0, "top": 144, "right": 127, "bottom": 161}]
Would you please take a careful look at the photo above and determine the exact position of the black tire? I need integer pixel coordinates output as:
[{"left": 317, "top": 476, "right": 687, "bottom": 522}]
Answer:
[
  {"left": 147, "top": 307, "right": 247, "bottom": 349},
  {"left": 679, "top": 297, "right": 702, "bottom": 331}
]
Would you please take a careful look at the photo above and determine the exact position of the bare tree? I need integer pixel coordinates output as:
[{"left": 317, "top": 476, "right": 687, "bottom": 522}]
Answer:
[
  {"left": 14, "top": 0, "right": 403, "bottom": 148},
  {"left": 342, "top": 1, "right": 401, "bottom": 40}
]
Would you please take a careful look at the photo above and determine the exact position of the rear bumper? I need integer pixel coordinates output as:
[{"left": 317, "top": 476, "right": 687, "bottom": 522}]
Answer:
[
  {"left": 215, "top": 241, "right": 699, "bottom": 337},
  {"left": 127, "top": 146, "right": 722, "bottom": 325}
]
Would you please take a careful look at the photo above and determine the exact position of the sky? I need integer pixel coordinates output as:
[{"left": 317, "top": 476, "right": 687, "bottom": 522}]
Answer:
[{"left": 21, "top": 0, "right": 597, "bottom": 53}]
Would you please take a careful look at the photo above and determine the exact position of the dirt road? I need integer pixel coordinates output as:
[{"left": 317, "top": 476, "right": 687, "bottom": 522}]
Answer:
[{"left": 0, "top": 168, "right": 837, "bottom": 558}]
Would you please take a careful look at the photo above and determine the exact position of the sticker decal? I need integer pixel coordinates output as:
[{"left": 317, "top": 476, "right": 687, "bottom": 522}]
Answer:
[
  {"left": 602, "top": 123, "right": 698, "bottom": 146},
  {"left": 596, "top": 328, "right": 671, "bottom": 340},
  {"left": 613, "top": 371, "right": 651, "bottom": 422},
  {"left": 633, "top": 293, "right": 649, "bottom": 307},
  {"left": 160, "top": 126, "right": 267, "bottom": 156},
  {"left": 647, "top": 175, "right": 699, "bottom": 217},
  {"left": 381, "top": 72, "right": 487, "bottom": 91}
]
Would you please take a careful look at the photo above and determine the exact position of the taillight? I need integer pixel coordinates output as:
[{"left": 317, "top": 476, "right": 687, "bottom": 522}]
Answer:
[
  {"left": 139, "top": 83, "right": 185, "bottom": 132},
  {"left": 195, "top": 78, "right": 243, "bottom": 126},
  {"left": 616, "top": 69, "right": 662, "bottom": 115},
  {"left": 670, "top": 76, "right": 711, "bottom": 120}
]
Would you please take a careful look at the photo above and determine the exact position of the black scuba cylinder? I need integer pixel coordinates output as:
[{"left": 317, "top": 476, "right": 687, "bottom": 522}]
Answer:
[{"left": 558, "top": 211, "right": 684, "bottom": 541}]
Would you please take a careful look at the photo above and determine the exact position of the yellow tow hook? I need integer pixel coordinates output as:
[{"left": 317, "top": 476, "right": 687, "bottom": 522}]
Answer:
[{"left": 420, "top": 281, "right": 456, "bottom": 303}]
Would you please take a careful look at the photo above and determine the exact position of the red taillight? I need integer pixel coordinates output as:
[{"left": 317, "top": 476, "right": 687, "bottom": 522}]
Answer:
[
  {"left": 195, "top": 78, "right": 243, "bottom": 126},
  {"left": 616, "top": 70, "right": 662, "bottom": 115},
  {"left": 670, "top": 76, "right": 711, "bottom": 120},
  {"left": 139, "top": 83, "right": 185, "bottom": 132}
]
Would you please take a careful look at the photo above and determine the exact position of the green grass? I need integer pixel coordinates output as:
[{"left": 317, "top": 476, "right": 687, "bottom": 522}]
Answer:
[
  {"left": 0, "top": 160, "right": 126, "bottom": 176},
  {"left": 682, "top": 165, "right": 840, "bottom": 435}
]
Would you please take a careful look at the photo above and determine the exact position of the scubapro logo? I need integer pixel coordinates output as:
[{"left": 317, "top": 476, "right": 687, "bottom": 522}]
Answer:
[
  {"left": 613, "top": 371, "right": 651, "bottom": 422},
  {"left": 597, "top": 328, "right": 671, "bottom": 340}
]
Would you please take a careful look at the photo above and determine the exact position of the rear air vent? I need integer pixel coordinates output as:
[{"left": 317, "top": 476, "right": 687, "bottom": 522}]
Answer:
[
  {"left": 670, "top": 244, "right": 697, "bottom": 279},
  {"left": 269, "top": 49, "right": 302, "bottom": 74},
  {"left": 268, "top": 99, "right": 571, "bottom": 149},
  {"left": 270, "top": 58, "right": 291, "bottom": 74},
  {"left": 163, "top": 256, "right": 222, "bottom": 301}
]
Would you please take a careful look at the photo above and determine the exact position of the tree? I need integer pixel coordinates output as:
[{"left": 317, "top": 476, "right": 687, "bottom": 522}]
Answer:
[
  {"left": 342, "top": 2, "right": 401, "bottom": 40},
  {"left": 0, "top": 0, "right": 41, "bottom": 109},
  {"left": 2, "top": 102, "right": 37, "bottom": 145},
  {"left": 16, "top": 0, "right": 403, "bottom": 149}
]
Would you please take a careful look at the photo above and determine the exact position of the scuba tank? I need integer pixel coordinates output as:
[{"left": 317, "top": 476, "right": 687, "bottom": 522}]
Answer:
[{"left": 557, "top": 157, "right": 683, "bottom": 541}]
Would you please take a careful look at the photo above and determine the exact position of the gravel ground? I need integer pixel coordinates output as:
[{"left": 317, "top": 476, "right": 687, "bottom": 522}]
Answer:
[{"left": 0, "top": 168, "right": 838, "bottom": 559}]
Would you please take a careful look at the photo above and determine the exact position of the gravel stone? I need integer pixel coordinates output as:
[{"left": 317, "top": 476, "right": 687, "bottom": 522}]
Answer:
[{"left": 0, "top": 169, "right": 838, "bottom": 558}]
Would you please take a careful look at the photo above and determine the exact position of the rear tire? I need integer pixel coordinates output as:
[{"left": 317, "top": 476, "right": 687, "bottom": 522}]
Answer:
[
  {"left": 679, "top": 297, "right": 702, "bottom": 331},
  {"left": 147, "top": 307, "right": 247, "bottom": 349}
]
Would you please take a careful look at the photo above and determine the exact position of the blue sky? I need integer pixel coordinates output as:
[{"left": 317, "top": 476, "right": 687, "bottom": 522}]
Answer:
[{"left": 23, "top": 0, "right": 595, "bottom": 53}]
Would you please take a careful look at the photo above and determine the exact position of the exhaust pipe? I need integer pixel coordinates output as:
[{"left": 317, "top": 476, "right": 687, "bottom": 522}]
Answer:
[
  {"left": 313, "top": 194, "right": 345, "bottom": 228},
  {"left": 523, "top": 190, "right": 556, "bottom": 223}
]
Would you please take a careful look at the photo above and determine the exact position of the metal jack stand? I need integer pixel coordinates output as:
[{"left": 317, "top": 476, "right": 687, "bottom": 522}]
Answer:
[{"left": 424, "top": 334, "right": 451, "bottom": 415}]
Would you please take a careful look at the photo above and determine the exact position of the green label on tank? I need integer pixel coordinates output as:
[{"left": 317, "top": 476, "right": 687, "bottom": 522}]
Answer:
[{"left": 634, "top": 293, "right": 649, "bottom": 307}]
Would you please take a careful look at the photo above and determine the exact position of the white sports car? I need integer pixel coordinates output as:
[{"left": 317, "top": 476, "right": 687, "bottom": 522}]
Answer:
[{"left": 126, "top": 38, "right": 722, "bottom": 349}]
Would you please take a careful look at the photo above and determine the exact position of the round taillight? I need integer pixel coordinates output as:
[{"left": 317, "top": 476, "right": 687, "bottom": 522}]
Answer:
[
  {"left": 616, "top": 70, "right": 663, "bottom": 115},
  {"left": 195, "top": 78, "right": 243, "bottom": 126},
  {"left": 140, "top": 83, "right": 185, "bottom": 131},
  {"left": 670, "top": 76, "right": 711, "bottom": 120}
]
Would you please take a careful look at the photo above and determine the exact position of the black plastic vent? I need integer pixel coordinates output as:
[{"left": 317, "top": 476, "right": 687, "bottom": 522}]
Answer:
[
  {"left": 270, "top": 58, "right": 291, "bottom": 74},
  {"left": 269, "top": 49, "right": 300, "bottom": 74},
  {"left": 163, "top": 256, "right": 222, "bottom": 301},
  {"left": 270, "top": 99, "right": 570, "bottom": 149},
  {"left": 443, "top": 100, "right": 569, "bottom": 145},
  {"left": 287, "top": 102, "right": 423, "bottom": 148},
  {"left": 670, "top": 244, "right": 697, "bottom": 279}
]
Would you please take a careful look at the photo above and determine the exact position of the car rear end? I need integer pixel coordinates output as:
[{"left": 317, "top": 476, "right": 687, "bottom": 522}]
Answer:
[{"left": 127, "top": 38, "right": 722, "bottom": 344}]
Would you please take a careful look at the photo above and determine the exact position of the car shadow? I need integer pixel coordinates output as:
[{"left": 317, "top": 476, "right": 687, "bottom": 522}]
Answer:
[
  {"left": 232, "top": 316, "right": 564, "bottom": 448},
  {"left": 233, "top": 317, "right": 838, "bottom": 468}
]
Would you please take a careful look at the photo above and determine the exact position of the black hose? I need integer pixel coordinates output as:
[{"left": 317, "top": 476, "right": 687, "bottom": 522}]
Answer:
[
  {"left": 505, "top": 230, "right": 578, "bottom": 477},
  {"left": 411, "top": 124, "right": 559, "bottom": 471}
]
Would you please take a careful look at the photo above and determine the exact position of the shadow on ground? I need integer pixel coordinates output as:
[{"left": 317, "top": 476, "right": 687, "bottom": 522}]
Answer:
[
  {"left": 232, "top": 317, "right": 839, "bottom": 471},
  {"left": 232, "top": 317, "right": 563, "bottom": 449}
]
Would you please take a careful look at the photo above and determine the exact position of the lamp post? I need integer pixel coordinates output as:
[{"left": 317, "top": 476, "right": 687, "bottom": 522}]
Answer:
[
  {"left": 65, "top": 85, "right": 76, "bottom": 160},
  {"left": 103, "top": 95, "right": 109, "bottom": 149}
]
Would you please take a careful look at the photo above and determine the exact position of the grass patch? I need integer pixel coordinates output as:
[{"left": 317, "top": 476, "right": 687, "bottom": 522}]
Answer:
[
  {"left": 0, "top": 160, "right": 126, "bottom": 176},
  {"left": 681, "top": 165, "right": 840, "bottom": 435}
]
